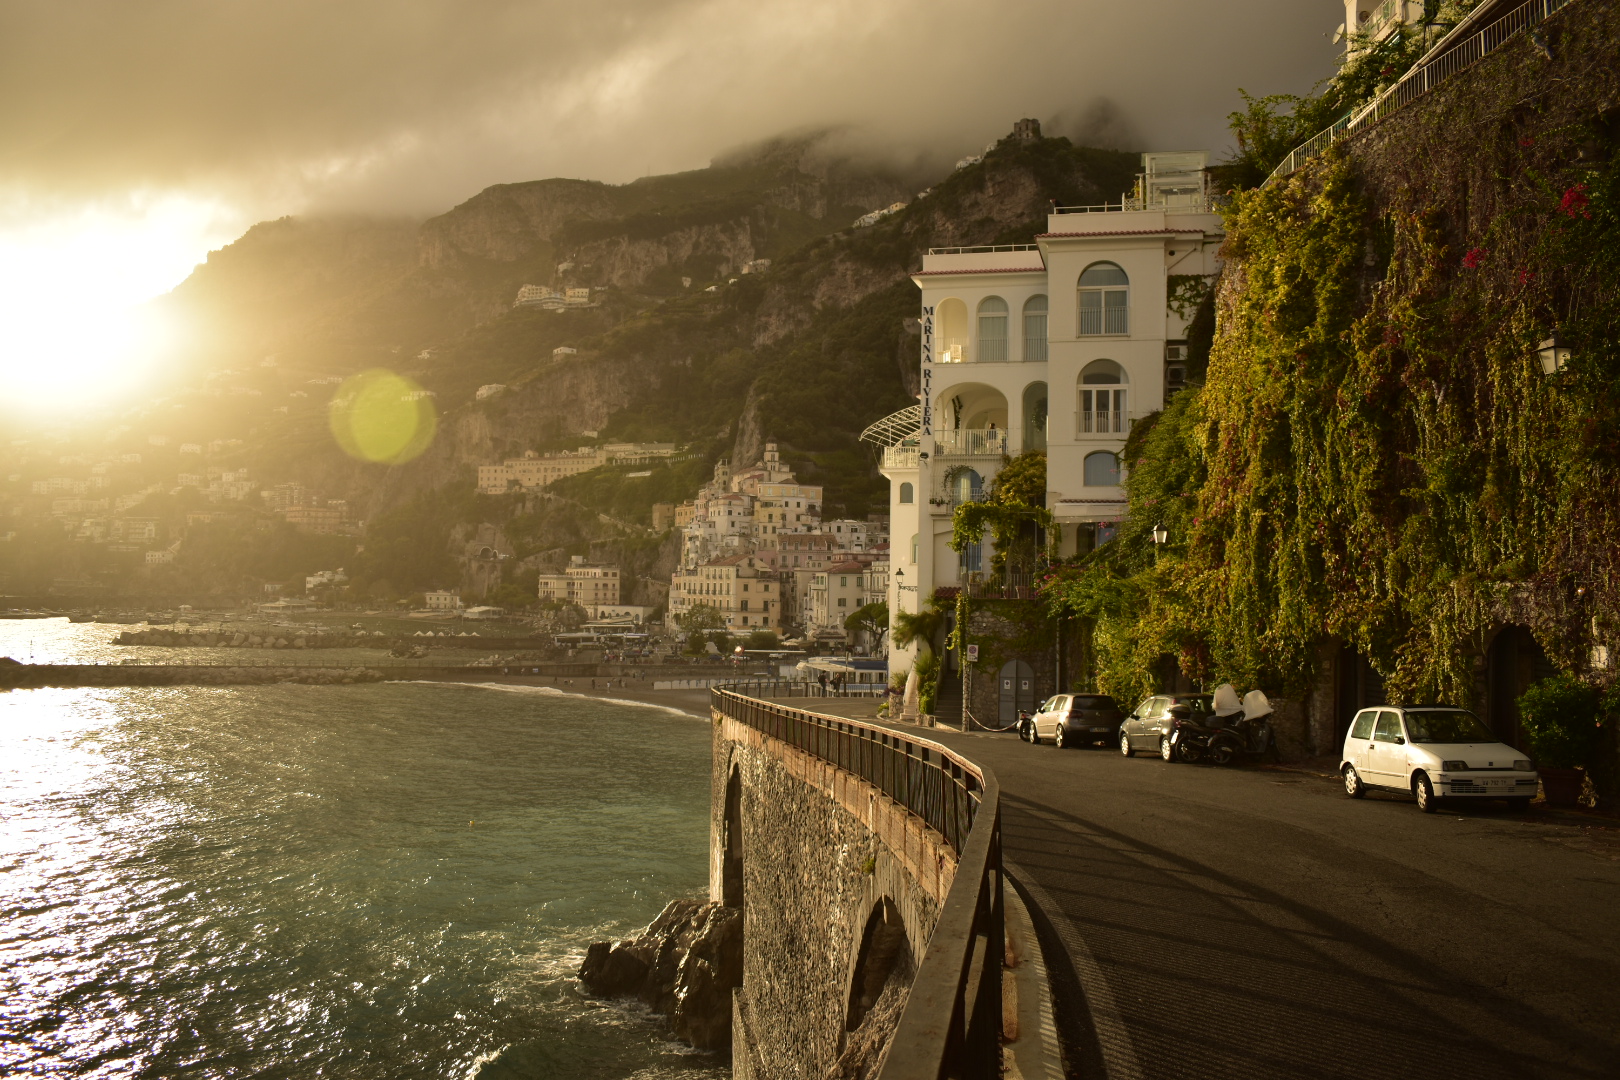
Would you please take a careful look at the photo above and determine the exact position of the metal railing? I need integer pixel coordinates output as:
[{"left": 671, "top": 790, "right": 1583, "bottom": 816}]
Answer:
[
  {"left": 1076, "top": 406, "right": 1138, "bottom": 437},
  {"left": 933, "top": 428, "right": 1008, "bottom": 457},
  {"left": 883, "top": 445, "right": 921, "bottom": 469},
  {"left": 927, "top": 244, "right": 1041, "bottom": 255},
  {"left": 1267, "top": 0, "right": 1576, "bottom": 184},
  {"left": 711, "top": 686, "right": 1003, "bottom": 1078}
]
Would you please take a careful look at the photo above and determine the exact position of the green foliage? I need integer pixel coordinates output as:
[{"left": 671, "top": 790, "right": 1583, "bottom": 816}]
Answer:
[
  {"left": 676, "top": 603, "right": 725, "bottom": 632},
  {"left": 950, "top": 451, "right": 1052, "bottom": 579},
  {"left": 1045, "top": 118, "right": 1620, "bottom": 707},
  {"left": 844, "top": 601, "right": 889, "bottom": 645},
  {"left": 350, "top": 485, "right": 487, "bottom": 594},
  {"left": 914, "top": 650, "right": 941, "bottom": 715},
  {"left": 743, "top": 629, "right": 780, "bottom": 650},
  {"left": 893, "top": 594, "right": 948, "bottom": 656},
  {"left": 1518, "top": 676, "right": 1603, "bottom": 769}
]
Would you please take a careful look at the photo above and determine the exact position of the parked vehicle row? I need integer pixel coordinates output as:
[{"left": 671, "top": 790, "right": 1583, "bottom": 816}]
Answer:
[{"left": 1016, "top": 685, "right": 1537, "bottom": 812}]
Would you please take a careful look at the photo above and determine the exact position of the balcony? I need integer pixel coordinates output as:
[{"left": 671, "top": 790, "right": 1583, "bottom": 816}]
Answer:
[
  {"left": 1077, "top": 304, "right": 1130, "bottom": 337},
  {"left": 1074, "top": 409, "right": 1141, "bottom": 439},
  {"left": 920, "top": 244, "right": 1045, "bottom": 275},
  {"left": 933, "top": 428, "right": 1008, "bottom": 457},
  {"left": 883, "top": 445, "right": 920, "bottom": 469}
]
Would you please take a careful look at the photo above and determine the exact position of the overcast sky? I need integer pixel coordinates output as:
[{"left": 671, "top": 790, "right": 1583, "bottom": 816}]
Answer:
[{"left": 2, "top": 0, "right": 1343, "bottom": 221}]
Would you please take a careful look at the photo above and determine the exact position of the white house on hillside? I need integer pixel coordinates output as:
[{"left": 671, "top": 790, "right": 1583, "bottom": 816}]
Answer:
[{"left": 876, "top": 150, "right": 1224, "bottom": 669}]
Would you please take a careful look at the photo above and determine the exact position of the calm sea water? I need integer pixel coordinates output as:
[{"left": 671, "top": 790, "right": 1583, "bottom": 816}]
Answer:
[{"left": 0, "top": 677, "right": 723, "bottom": 1080}]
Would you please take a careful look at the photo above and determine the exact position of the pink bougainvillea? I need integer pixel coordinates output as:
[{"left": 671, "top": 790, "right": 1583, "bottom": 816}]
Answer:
[
  {"left": 1560, "top": 183, "right": 1591, "bottom": 219},
  {"left": 1462, "top": 247, "right": 1487, "bottom": 269}
]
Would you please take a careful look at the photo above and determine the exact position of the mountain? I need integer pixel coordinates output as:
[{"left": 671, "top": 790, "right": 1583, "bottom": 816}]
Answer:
[{"left": 0, "top": 125, "right": 1139, "bottom": 605}]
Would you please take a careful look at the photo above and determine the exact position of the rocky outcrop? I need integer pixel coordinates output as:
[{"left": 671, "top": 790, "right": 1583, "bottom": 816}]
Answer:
[{"left": 578, "top": 897, "right": 743, "bottom": 1053}]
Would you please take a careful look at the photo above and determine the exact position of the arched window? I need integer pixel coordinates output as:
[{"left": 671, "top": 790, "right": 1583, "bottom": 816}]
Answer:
[
  {"left": 1078, "top": 262, "right": 1129, "bottom": 336},
  {"left": 953, "top": 468, "right": 983, "bottom": 502},
  {"left": 1022, "top": 295, "right": 1048, "bottom": 362},
  {"left": 1078, "top": 360, "right": 1127, "bottom": 434},
  {"left": 1022, "top": 382, "right": 1048, "bottom": 453},
  {"left": 898, "top": 482, "right": 914, "bottom": 504},
  {"left": 937, "top": 298, "right": 968, "bottom": 362},
  {"left": 1084, "top": 451, "right": 1121, "bottom": 486},
  {"left": 976, "top": 297, "right": 1008, "bottom": 362}
]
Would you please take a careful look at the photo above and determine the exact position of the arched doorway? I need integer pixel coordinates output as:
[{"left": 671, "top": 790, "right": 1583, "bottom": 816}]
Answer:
[
  {"left": 1022, "top": 382, "right": 1048, "bottom": 452},
  {"left": 998, "top": 660, "right": 1036, "bottom": 723},
  {"left": 1487, "top": 626, "right": 1554, "bottom": 748}
]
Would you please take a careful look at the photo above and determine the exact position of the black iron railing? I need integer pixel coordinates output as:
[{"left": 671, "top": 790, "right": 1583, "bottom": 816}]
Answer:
[
  {"left": 710, "top": 687, "right": 1004, "bottom": 1078},
  {"left": 1268, "top": 0, "right": 1576, "bottom": 184}
]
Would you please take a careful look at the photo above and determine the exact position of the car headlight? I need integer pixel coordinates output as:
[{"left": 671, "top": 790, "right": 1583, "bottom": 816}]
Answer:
[
  {"left": 1442, "top": 760, "right": 1468, "bottom": 772},
  {"left": 1514, "top": 759, "right": 1533, "bottom": 772}
]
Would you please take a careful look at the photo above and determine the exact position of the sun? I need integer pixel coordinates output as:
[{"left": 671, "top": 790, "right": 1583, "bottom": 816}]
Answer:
[{"left": 0, "top": 193, "right": 238, "bottom": 416}]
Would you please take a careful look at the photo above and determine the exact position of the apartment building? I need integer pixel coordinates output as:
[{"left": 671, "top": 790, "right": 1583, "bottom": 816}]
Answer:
[
  {"left": 666, "top": 554, "right": 782, "bottom": 633},
  {"left": 477, "top": 444, "right": 678, "bottom": 494},
  {"left": 537, "top": 555, "right": 622, "bottom": 612}
]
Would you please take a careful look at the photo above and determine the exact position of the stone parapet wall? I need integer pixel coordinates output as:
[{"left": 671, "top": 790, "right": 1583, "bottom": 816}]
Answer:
[{"left": 713, "top": 710, "right": 954, "bottom": 1078}]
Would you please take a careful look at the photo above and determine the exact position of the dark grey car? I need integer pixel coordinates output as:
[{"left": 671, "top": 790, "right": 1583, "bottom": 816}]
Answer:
[{"left": 1120, "top": 693, "right": 1214, "bottom": 761}]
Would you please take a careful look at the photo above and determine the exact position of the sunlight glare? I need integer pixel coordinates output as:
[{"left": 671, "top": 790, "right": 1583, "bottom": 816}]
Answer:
[{"left": 0, "top": 193, "right": 240, "bottom": 416}]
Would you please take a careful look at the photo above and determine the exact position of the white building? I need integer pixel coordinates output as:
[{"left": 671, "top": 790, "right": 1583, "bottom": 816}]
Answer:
[
  {"left": 424, "top": 590, "right": 462, "bottom": 611},
  {"left": 878, "top": 150, "right": 1224, "bottom": 667}
]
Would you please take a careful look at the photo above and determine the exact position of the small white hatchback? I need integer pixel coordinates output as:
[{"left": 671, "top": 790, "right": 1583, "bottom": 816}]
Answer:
[{"left": 1341, "top": 706, "right": 1538, "bottom": 813}]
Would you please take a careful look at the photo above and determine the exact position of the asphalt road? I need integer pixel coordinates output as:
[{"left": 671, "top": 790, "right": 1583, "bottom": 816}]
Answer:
[{"left": 920, "top": 727, "right": 1620, "bottom": 1080}]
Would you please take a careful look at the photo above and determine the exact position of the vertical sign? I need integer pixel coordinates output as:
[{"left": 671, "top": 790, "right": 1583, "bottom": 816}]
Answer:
[{"left": 919, "top": 305, "right": 934, "bottom": 435}]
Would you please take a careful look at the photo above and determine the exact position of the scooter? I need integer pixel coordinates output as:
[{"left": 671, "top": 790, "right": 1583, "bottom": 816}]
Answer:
[
  {"left": 1165, "top": 685, "right": 1276, "bottom": 764},
  {"left": 1204, "top": 685, "right": 1277, "bottom": 765}
]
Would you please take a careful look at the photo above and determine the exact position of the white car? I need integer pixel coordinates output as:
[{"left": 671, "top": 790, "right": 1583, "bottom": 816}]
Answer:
[{"left": 1340, "top": 706, "right": 1538, "bottom": 812}]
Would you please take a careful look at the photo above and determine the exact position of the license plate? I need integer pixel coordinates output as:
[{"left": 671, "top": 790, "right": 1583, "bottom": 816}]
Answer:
[
  {"left": 1090, "top": 727, "right": 1110, "bottom": 733},
  {"left": 1484, "top": 777, "right": 1512, "bottom": 789}
]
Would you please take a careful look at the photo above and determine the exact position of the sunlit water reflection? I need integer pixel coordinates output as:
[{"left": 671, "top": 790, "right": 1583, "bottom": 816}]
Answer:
[{"left": 0, "top": 682, "right": 722, "bottom": 1079}]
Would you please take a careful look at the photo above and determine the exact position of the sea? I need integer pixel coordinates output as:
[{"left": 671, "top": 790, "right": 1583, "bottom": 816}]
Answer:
[{"left": 0, "top": 620, "right": 723, "bottom": 1080}]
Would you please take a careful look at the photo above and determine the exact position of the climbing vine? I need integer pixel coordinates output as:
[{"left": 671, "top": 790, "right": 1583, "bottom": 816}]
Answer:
[{"left": 1042, "top": 124, "right": 1620, "bottom": 706}]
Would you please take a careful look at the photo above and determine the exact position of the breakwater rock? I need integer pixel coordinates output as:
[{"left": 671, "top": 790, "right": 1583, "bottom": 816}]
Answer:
[
  {"left": 578, "top": 897, "right": 742, "bottom": 1052},
  {"left": 114, "top": 629, "right": 385, "bottom": 650},
  {"left": 0, "top": 662, "right": 389, "bottom": 689}
]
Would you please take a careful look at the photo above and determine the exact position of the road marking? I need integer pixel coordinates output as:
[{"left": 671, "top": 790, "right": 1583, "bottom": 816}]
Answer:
[{"left": 1006, "top": 856, "right": 1144, "bottom": 1080}]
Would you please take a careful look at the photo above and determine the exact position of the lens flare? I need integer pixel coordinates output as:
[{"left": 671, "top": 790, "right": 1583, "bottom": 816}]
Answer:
[{"left": 328, "top": 370, "right": 436, "bottom": 464}]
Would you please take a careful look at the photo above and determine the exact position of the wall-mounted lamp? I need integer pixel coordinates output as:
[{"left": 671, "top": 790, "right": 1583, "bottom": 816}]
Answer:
[
  {"left": 894, "top": 567, "right": 917, "bottom": 593},
  {"left": 1151, "top": 522, "right": 1169, "bottom": 546},
  {"left": 1537, "top": 334, "right": 1571, "bottom": 376}
]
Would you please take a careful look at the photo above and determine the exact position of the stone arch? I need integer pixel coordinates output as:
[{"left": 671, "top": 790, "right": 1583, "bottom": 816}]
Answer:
[
  {"left": 722, "top": 764, "right": 744, "bottom": 909},
  {"left": 844, "top": 896, "right": 914, "bottom": 1033}
]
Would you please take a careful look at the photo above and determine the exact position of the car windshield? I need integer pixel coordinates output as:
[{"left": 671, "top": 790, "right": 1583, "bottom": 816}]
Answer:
[
  {"left": 1404, "top": 710, "right": 1495, "bottom": 744},
  {"left": 1174, "top": 696, "right": 1213, "bottom": 713},
  {"left": 1072, "top": 696, "right": 1115, "bottom": 709}
]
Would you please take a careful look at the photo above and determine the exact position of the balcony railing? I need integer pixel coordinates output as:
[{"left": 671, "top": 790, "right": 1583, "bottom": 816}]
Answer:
[
  {"left": 1075, "top": 408, "right": 1139, "bottom": 438},
  {"left": 927, "top": 244, "right": 1041, "bottom": 255},
  {"left": 883, "top": 445, "right": 921, "bottom": 469},
  {"left": 1078, "top": 303, "right": 1130, "bottom": 336},
  {"left": 933, "top": 428, "right": 1008, "bottom": 456}
]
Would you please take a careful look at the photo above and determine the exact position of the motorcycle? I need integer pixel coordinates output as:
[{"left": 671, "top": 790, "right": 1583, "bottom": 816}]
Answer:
[
  {"left": 1167, "top": 685, "right": 1276, "bottom": 765},
  {"left": 1016, "top": 710, "right": 1035, "bottom": 742}
]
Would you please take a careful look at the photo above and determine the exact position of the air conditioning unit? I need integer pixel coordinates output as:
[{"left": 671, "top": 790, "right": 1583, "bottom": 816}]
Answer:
[
  {"left": 1165, "top": 343, "right": 1187, "bottom": 362},
  {"left": 1166, "top": 363, "right": 1188, "bottom": 395}
]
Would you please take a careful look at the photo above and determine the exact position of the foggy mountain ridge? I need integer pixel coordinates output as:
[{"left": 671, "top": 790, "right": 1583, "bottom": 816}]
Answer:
[{"left": 7, "top": 124, "right": 1140, "bottom": 603}]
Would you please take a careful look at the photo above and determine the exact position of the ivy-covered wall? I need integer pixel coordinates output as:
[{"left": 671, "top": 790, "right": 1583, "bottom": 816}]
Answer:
[{"left": 1043, "top": 0, "right": 1620, "bottom": 728}]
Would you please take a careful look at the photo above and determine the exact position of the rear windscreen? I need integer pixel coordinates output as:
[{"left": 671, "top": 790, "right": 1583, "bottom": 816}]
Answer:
[{"left": 1071, "top": 696, "right": 1115, "bottom": 709}]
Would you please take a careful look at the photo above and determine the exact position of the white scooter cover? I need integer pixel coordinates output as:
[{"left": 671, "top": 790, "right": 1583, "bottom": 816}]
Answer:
[{"left": 1212, "top": 684, "right": 1274, "bottom": 719}]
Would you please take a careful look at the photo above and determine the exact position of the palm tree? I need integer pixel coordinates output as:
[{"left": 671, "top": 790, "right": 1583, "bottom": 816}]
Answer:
[{"left": 891, "top": 595, "right": 948, "bottom": 656}]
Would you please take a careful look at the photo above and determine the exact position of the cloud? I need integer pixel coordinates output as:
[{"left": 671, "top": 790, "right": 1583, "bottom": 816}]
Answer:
[{"left": 0, "top": 0, "right": 1343, "bottom": 218}]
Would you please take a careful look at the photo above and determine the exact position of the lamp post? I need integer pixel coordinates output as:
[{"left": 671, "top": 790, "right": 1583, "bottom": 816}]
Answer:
[
  {"left": 1537, "top": 334, "right": 1571, "bottom": 376},
  {"left": 1151, "top": 522, "right": 1168, "bottom": 564},
  {"left": 894, "top": 568, "right": 917, "bottom": 593}
]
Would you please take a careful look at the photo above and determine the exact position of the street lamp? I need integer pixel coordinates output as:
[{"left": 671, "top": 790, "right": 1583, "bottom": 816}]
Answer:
[
  {"left": 894, "top": 567, "right": 917, "bottom": 593},
  {"left": 1537, "top": 334, "right": 1571, "bottom": 376},
  {"left": 1151, "top": 522, "right": 1169, "bottom": 546}
]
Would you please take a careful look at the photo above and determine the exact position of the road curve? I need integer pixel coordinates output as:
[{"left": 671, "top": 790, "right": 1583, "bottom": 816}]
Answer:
[{"left": 799, "top": 701, "right": 1620, "bottom": 1080}]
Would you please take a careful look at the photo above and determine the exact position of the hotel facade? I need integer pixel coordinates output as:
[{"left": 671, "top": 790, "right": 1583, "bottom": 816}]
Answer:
[{"left": 876, "top": 152, "right": 1224, "bottom": 668}]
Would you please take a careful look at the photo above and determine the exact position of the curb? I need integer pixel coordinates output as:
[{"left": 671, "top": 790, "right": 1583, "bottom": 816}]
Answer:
[{"left": 1002, "top": 870, "right": 1064, "bottom": 1080}]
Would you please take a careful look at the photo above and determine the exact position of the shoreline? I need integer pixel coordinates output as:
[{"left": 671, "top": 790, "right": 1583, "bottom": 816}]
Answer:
[{"left": 410, "top": 672, "right": 714, "bottom": 719}]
